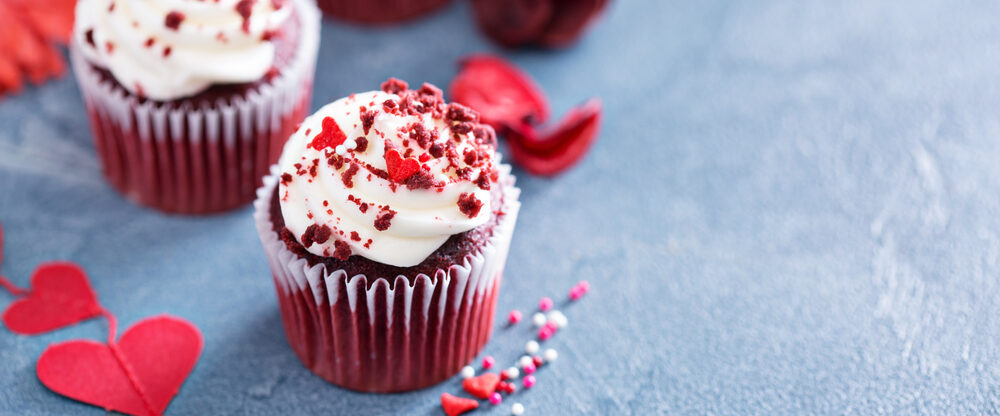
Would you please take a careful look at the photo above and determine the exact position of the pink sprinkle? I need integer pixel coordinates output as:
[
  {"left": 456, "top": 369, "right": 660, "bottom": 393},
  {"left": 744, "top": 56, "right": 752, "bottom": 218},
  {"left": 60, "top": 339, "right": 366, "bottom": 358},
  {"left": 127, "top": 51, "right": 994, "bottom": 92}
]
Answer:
[
  {"left": 489, "top": 392, "right": 502, "bottom": 405},
  {"left": 543, "top": 321, "right": 559, "bottom": 332},
  {"left": 483, "top": 356, "right": 495, "bottom": 369},
  {"left": 570, "top": 280, "right": 590, "bottom": 300},
  {"left": 523, "top": 375, "right": 536, "bottom": 389},
  {"left": 538, "top": 327, "right": 553, "bottom": 341},
  {"left": 523, "top": 363, "right": 536, "bottom": 374},
  {"left": 539, "top": 297, "right": 553, "bottom": 311},
  {"left": 508, "top": 310, "right": 522, "bottom": 324}
]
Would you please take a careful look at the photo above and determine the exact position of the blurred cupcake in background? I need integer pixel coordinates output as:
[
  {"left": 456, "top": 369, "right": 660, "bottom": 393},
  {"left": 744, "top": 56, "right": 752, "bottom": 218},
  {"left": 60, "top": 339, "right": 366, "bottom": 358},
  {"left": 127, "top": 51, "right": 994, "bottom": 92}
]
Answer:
[
  {"left": 314, "top": 0, "right": 453, "bottom": 24},
  {"left": 71, "top": 0, "right": 320, "bottom": 214},
  {"left": 255, "top": 78, "right": 520, "bottom": 392}
]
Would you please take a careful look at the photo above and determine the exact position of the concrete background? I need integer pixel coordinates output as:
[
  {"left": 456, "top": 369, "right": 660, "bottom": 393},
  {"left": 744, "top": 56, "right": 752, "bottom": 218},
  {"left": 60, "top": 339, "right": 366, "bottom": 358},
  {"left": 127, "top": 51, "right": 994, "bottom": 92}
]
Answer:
[{"left": 3, "top": 0, "right": 1000, "bottom": 414}]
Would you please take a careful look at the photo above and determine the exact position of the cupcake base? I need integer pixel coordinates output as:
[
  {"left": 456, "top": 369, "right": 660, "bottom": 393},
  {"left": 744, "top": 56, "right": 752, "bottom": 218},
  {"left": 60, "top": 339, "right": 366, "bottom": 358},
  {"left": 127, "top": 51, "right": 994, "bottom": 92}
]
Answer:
[
  {"left": 70, "top": 0, "right": 320, "bottom": 214},
  {"left": 255, "top": 164, "right": 520, "bottom": 392}
]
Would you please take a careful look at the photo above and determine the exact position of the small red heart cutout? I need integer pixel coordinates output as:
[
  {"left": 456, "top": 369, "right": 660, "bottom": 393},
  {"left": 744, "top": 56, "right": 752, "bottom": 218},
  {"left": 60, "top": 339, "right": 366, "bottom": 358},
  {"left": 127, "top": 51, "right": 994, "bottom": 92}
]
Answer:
[
  {"left": 441, "top": 392, "right": 479, "bottom": 416},
  {"left": 462, "top": 372, "right": 500, "bottom": 399},
  {"left": 37, "top": 315, "right": 203, "bottom": 416},
  {"left": 308, "top": 116, "right": 347, "bottom": 151},
  {"left": 384, "top": 149, "right": 420, "bottom": 182},
  {"left": 2, "top": 262, "right": 102, "bottom": 335}
]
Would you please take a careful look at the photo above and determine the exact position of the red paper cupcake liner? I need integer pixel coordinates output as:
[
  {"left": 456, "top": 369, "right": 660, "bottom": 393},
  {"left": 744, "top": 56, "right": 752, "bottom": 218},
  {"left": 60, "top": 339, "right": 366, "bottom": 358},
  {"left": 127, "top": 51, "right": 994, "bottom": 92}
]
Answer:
[
  {"left": 69, "top": 0, "right": 320, "bottom": 214},
  {"left": 314, "top": 0, "right": 453, "bottom": 24},
  {"left": 254, "top": 164, "right": 520, "bottom": 392}
]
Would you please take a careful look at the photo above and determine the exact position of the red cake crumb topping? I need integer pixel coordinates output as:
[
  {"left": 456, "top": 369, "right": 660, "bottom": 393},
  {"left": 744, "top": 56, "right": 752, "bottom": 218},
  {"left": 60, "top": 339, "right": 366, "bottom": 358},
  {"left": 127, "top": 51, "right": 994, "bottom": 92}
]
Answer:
[
  {"left": 350, "top": 231, "right": 361, "bottom": 242},
  {"left": 341, "top": 163, "right": 360, "bottom": 188},
  {"left": 332, "top": 240, "right": 351, "bottom": 260},
  {"left": 164, "top": 11, "right": 185, "bottom": 31},
  {"left": 381, "top": 78, "right": 408, "bottom": 94},
  {"left": 235, "top": 0, "right": 256, "bottom": 33},
  {"left": 360, "top": 107, "right": 376, "bottom": 135},
  {"left": 354, "top": 136, "right": 368, "bottom": 152},
  {"left": 374, "top": 209, "right": 397, "bottom": 231},
  {"left": 301, "top": 224, "right": 332, "bottom": 248},
  {"left": 280, "top": 173, "right": 292, "bottom": 184},
  {"left": 85, "top": 29, "right": 96, "bottom": 48},
  {"left": 457, "top": 193, "right": 483, "bottom": 218}
]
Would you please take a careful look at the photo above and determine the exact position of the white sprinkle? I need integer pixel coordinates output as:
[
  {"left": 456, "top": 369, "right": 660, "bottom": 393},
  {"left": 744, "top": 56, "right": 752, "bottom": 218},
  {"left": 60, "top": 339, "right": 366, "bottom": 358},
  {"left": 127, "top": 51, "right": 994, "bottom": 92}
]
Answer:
[
  {"left": 543, "top": 348, "right": 558, "bottom": 363},
  {"left": 504, "top": 367, "right": 519, "bottom": 379},
  {"left": 532, "top": 312, "right": 547, "bottom": 327},
  {"left": 511, "top": 402, "right": 525, "bottom": 415},
  {"left": 525, "top": 340, "right": 540, "bottom": 354},
  {"left": 461, "top": 365, "right": 475, "bottom": 379},
  {"left": 518, "top": 355, "right": 533, "bottom": 368},
  {"left": 547, "top": 310, "right": 568, "bottom": 328},
  {"left": 344, "top": 139, "right": 356, "bottom": 150},
  {"left": 335, "top": 145, "right": 346, "bottom": 155}
]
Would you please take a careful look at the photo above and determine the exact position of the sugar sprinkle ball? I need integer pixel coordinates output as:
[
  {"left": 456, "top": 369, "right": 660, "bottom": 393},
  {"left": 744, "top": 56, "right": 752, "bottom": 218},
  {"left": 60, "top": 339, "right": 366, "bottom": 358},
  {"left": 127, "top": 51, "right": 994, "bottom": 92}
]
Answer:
[
  {"left": 508, "top": 310, "right": 523, "bottom": 324},
  {"left": 441, "top": 282, "right": 590, "bottom": 415}
]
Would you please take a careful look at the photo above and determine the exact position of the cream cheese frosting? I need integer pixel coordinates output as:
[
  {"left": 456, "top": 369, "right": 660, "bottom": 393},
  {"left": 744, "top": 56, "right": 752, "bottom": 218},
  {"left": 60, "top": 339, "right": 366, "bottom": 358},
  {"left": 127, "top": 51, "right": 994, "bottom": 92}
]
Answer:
[
  {"left": 74, "top": 0, "right": 292, "bottom": 101},
  {"left": 277, "top": 79, "right": 500, "bottom": 267}
]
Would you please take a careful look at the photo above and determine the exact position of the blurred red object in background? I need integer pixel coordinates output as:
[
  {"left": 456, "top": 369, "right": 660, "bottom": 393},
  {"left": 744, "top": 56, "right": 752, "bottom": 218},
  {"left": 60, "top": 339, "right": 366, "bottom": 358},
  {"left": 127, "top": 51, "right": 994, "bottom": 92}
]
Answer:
[{"left": 0, "top": 0, "right": 76, "bottom": 98}]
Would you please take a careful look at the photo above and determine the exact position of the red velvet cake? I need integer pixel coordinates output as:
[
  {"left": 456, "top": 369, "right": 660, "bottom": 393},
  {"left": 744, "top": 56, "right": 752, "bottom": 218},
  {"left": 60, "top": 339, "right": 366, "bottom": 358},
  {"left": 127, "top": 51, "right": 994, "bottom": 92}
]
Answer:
[
  {"left": 314, "top": 0, "right": 453, "bottom": 24},
  {"left": 70, "top": 0, "right": 320, "bottom": 214},
  {"left": 254, "top": 79, "right": 520, "bottom": 392}
]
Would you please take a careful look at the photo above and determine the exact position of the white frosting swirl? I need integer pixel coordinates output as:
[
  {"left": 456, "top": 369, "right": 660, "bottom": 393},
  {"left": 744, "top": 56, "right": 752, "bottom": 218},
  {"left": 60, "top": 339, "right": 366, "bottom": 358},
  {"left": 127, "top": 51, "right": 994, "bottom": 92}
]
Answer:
[
  {"left": 74, "top": 0, "right": 292, "bottom": 100},
  {"left": 277, "top": 88, "right": 498, "bottom": 267}
]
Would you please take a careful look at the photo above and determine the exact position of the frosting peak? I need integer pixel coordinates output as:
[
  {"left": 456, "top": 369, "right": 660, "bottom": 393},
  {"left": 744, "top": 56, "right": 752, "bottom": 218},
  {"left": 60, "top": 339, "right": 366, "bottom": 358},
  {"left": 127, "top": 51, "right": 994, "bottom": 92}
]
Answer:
[
  {"left": 74, "top": 0, "right": 293, "bottom": 100},
  {"left": 277, "top": 79, "right": 501, "bottom": 267}
]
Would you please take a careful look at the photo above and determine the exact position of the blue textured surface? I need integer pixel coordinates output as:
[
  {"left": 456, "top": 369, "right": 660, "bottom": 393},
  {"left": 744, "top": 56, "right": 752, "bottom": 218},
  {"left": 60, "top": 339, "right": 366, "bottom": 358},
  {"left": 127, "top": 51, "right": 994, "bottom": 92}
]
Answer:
[{"left": 3, "top": 0, "right": 1000, "bottom": 414}]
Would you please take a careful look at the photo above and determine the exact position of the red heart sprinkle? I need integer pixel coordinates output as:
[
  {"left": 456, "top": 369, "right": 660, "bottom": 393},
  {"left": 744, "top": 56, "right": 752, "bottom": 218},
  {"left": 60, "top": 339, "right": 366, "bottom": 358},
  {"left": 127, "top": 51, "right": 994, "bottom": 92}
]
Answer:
[
  {"left": 462, "top": 372, "right": 501, "bottom": 399},
  {"left": 2, "top": 262, "right": 102, "bottom": 335},
  {"left": 37, "top": 315, "right": 203, "bottom": 416},
  {"left": 308, "top": 116, "right": 347, "bottom": 151},
  {"left": 506, "top": 98, "right": 603, "bottom": 176},
  {"left": 384, "top": 149, "right": 420, "bottom": 182},
  {"left": 441, "top": 392, "right": 479, "bottom": 416},
  {"left": 449, "top": 54, "right": 550, "bottom": 130}
]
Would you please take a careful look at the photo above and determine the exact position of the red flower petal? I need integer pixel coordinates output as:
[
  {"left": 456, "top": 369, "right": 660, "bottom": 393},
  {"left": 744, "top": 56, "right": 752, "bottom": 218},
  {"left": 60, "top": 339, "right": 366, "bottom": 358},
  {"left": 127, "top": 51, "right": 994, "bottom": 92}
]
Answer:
[
  {"left": 506, "top": 98, "right": 603, "bottom": 176},
  {"left": 449, "top": 54, "right": 550, "bottom": 130}
]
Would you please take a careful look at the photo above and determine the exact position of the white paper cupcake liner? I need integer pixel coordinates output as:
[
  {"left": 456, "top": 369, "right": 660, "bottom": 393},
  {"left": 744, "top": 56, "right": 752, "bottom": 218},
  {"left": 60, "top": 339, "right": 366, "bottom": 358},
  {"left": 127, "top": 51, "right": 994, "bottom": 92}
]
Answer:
[
  {"left": 254, "top": 163, "right": 520, "bottom": 392},
  {"left": 70, "top": 0, "right": 320, "bottom": 214}
]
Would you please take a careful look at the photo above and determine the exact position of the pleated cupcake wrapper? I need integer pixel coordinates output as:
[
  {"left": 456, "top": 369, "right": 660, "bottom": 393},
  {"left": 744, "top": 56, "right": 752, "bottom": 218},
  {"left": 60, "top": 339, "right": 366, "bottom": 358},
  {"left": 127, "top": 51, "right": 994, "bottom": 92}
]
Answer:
[
  {"left": 315, "top": 0, "right": 453, "bottom": 24},
  {"left": 254, "top": 163, "right": 520, "bottom": 392},
  {"left": 70, "top": 0, "right": 320, "bottom": 214}
]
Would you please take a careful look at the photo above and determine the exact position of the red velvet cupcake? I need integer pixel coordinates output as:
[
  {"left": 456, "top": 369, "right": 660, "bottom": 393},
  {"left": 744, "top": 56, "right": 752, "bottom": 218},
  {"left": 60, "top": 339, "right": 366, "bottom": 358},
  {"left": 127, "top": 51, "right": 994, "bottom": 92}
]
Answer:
[
  {"left": 314, "top": 0, "right": 453, "bottom": 24},
  {"left": 70, "top": 0, "right": 320, "bottom": 214},
  {"left": 254, "top": 79, "right": 520, "bottom": 392}
]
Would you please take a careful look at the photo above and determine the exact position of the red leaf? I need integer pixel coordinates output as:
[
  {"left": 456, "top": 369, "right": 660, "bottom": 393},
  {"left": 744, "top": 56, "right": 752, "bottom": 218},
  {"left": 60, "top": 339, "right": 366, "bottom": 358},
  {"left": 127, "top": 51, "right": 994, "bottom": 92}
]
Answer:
[
  {"left": 37, "top": 315, "right": 203, "bottom": 416},
  {"left": 449, "top": 54, "right": 550, "bottom": 130},
  {"left": 2, "top": 262, "right": 103, "bottom": 335},
  {"left": 441, "top": 392, "right": 479, "bottom": 416},
  {"left": 462, "top": 371, "right": 500, "bottom": 399},
  {"left": 506, "top": 98, "right": 603, "bottom": 176}
]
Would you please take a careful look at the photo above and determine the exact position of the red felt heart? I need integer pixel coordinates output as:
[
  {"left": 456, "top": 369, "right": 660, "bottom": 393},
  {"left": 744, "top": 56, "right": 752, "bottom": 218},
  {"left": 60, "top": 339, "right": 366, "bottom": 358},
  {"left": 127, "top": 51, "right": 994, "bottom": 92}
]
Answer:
[
  {"left": 37, "top": 315, "right": 203, "bottom": 416},
  {"left": 441, "top": 392, "right": 479, "bottom": 416},
  {"left": 384, "top": 149, "right": 420, "bottom": 182},
  {"left": 462, "top": 372, "right": 500, "bottom": 399},
  {"left": 2, "top": 262, "right": 102, "bottom": 335}
]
